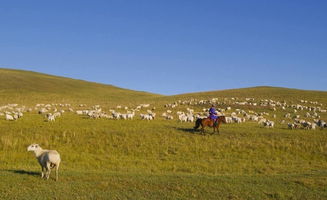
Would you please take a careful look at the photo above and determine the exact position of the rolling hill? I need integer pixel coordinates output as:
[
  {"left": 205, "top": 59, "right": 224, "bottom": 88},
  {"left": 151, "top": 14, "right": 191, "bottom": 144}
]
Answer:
[
  {"left": 0, "top": 68, "right": 161, "bottom": 105},
  {"left": 1, "top": 68, "right": 326, "bottom": 107},
  {"left": 171, "top": 86, "right": 327, "bottom": 105}
]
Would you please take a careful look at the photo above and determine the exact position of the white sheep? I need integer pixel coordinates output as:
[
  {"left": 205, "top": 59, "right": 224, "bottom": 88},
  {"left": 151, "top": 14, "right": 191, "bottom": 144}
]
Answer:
[
  {"left": 178, "top": 114, "right": 187, "bottom": 122},
  {"left": 126, "top": 112, "right": 135, "bottom": 119},
  {"left": 27, "top": 144, "right": 61, "bottom": 181},
  {"left": 232, "top": 116, "right": 242, "bottom": 123},
  {"left": 140, "top": 113, "right": 154, "bottom": 120},
  {"left": 225, "top": 116, "right": 233, "bottom": 123},
  {"left": 76, "top": 110, "right": 83, "bottom": 115},
  {"left": 263, "top": 120, "right": 274, "bottom": 128},
  {"left": 161, "top": 112, "right": 167, "bottom": 118},
  {"left": 46, "top": 113, "right": 55, "bottom": 122},
  {"left": 186, "top": 114, "right": 194, "bottom": 122},
  {"left": 5, "top": 114, "right": 15, "bottom": 121},
  {"left": 289, "top": 122, "right": 301, "bottom": 129}
]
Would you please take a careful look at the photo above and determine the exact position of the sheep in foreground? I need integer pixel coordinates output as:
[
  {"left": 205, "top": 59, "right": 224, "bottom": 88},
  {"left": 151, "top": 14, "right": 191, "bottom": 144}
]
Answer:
[{"left": 27, "top": 144, "right": 61, "bottom": 181}]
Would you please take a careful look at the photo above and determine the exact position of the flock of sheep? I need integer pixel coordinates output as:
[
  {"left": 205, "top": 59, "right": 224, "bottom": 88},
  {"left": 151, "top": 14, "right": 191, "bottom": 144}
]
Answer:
[
  {"left": 165, "top": 98, "right": 326, "bottom": 130},
  {"left": 1, "top": 98, "right": 327, "bottom": 130}
]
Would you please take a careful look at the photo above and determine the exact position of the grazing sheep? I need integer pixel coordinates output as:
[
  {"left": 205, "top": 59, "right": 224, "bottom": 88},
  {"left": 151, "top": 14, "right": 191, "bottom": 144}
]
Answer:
[
  {"left": 120, "top": 113, "right": 127, "bottom": 120},
  {"left": 140, "top": 113, "right": 154, "bottom": 120},
  {"left": 17, "top": 112, "right": 23, "bottom": 118},
  {"left": 301, "top": 121, "right": 312, "bottom": 129},
  {"left": 186, "top": 113, "right": 194, "bottom": 122},
  {"left": 288, "top": 123, "right": 299, "bottom": 129},
  {"left": 126, "top": 112, "right": 135, "bottom": 120},
  {"left": 178, "top": 113, "right": 187, "bottom": 122},
  {"left": 53, "top": 112, "right": 61, "bottom": 118},
  {"left": 161, "top": 112, "right": 167, "bottom": 118},
  {"left": 223, "top": 116, "right": 232, "bottom": 123},
  {"left": 112, "top": 111, "right": 121, "bottom": 119},
  {"left": 249, "top": 115, "right": 259, "bottom": 121},
  {"left": 5, "top": 114, "right": 15, "bottom": 121},
  {"left": 309, "top": 123, "right": 317, "bottom": 130},
  {"left": 317, "top": 120, "right": 327, "bottom": 128},
  {"left": 263, "top": 120, "right": 274, "bottom": 128},
  {"left": 284, "top": 113, "right": 291, "bottom": 118},
  {"left": 27, "top": 144, "right": 61, "bottom": 181},
  {"left": 48, "top": 115, "right": 55, "bottom": 122},
  {"left": 232, "top": 116, "right": 243, "bottom": 123},
  {"left": 38, "top": 108, "right": 48, "bottom": 114},
  {"left": 46, "top": 113, "right": 55, "bottom": 122},
  {"left": 305, "top": 112, "right": 311, "bottom": 118},
  {"left": 76, "top": 110, "right": 83, "bottom": 115},
  {"left": 13, "top": 114, "right": 19, "bottom": 120}
]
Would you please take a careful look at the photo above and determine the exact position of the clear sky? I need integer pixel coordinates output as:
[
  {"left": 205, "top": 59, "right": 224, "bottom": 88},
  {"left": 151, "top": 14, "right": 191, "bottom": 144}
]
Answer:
[{"left": 0, "top": 0, "right": 326, "bottom": 95}]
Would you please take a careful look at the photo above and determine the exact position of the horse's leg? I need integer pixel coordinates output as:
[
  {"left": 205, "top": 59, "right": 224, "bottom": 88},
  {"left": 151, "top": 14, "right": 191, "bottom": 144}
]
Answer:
[
  {"left": 212, "top": 121, "right": 217, "bottom": 135},
  {"left": 201, "top": 124, "right": 205, "bottom": 135},
  {"left": 203, "top": 123, "right": 207, "bottom": 135},
  {"left": 217, "top": 122, "right": 220, "bottom": 134}
]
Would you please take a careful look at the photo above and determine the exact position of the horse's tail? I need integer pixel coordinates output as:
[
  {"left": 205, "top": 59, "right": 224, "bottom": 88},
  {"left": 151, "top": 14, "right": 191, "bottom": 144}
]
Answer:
[{"left": 194, "top": 118, "right": 202, "bottom": 130}]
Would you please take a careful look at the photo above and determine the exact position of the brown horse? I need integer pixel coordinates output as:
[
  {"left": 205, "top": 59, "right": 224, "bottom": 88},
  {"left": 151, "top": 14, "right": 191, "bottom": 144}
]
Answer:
[{"left": 194, "top": 116, "right": 226, "bottom": 134}]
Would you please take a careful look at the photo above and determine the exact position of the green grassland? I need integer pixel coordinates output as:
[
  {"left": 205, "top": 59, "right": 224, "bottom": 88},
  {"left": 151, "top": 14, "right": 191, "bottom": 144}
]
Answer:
[{"left": 0, "top": 68, "right": 327, "bottom": 199}]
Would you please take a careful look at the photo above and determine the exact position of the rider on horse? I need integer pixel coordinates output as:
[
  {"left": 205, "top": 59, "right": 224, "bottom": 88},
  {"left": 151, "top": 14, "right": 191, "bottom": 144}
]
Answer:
[
  {"left": 209, "top": 104, "right": 219, "bottom": 125},
  {"left": 194, "top": 105, "right": 226, "bottom": 133}
]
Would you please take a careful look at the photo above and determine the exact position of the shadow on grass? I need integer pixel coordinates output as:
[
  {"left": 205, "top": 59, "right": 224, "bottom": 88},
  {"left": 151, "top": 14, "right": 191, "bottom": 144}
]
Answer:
[
  {"left": 171, "top": 125, "right": 223, "bottom": 136},
  {"left": 6, "top": 169, "right": 40, "bottom": 177},
  {"left": 172, "top": 126, "right": 208, "bottom": 135},
  {"left": 176, "top": 127, "right": 198, "bottom": 133}
]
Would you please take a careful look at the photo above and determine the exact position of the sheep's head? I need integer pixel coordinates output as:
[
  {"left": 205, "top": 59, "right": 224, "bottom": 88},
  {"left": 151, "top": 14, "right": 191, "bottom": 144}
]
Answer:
[{"left": 27, "top": 144, "right": 41, "bottom": 152}]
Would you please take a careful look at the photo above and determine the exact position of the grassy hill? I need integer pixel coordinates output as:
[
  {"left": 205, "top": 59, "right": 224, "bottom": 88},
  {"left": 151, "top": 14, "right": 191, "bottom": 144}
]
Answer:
[
  {"left": 170, "top": 86, "right": 327, "bottom": 104},
  {"left": 0, "top": 68, "right": 327, "bottom": 199},
  {"left": 1, "top": 68, "right": 326, "bottom": 106},
  {"left": 0, "top": 68, "right": 161, "bottom": 105}
]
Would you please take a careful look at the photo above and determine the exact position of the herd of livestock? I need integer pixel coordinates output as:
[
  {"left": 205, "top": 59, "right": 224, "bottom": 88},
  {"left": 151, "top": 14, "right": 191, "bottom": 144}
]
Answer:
[{"left": 1, "top": 97, "right": 326, "bottom": 130}]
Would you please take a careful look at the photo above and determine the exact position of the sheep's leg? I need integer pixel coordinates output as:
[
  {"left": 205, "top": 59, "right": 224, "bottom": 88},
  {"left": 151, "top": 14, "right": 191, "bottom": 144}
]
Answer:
[
  {"left": 41, "top": 166, "right": 45, "bottom": 178},
  {"left": 55, "top": 163, "right": 60, "bottom": 181},
  {"left": 45, "top": 162, "right": 51, "bottom": 180}
]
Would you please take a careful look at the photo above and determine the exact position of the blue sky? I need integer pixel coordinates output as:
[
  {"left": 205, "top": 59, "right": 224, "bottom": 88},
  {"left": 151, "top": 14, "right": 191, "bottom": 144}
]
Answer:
[{"left": 0, "top": 0, "right": 326, "bottom": 95}]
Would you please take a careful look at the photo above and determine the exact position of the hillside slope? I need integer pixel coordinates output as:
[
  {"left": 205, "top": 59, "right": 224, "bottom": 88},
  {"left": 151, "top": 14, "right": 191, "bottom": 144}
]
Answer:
[
  {"left": 168, "top": 86, "right": 327, "bottom": 105},
  {"left": 0, "top": 68, "right": 161, "bottom": 105},
  {"left": 1, "top": 68, "right": 326, "bottom": 106}
]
